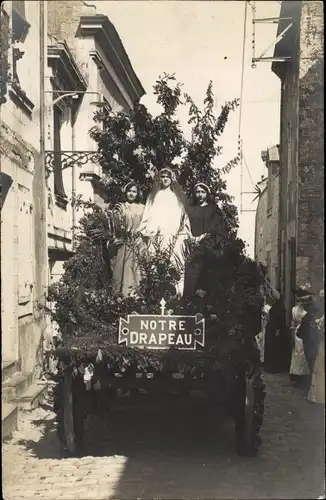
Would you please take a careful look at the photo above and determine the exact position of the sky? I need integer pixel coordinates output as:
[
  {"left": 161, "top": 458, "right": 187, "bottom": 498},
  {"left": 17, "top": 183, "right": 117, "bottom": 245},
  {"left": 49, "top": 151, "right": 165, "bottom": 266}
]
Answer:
[{"left": 94, "top": 0, "right": 281, "bottom": 257}]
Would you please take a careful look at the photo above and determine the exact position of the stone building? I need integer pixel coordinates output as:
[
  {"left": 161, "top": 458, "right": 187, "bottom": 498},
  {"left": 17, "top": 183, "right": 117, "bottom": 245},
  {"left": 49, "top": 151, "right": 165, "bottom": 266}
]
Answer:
[
  {"left": 1, "top": 0, "right": 144, "bottom": 438},
  {"left": 254, "top": 146, "right": 280, "bottom": 291},
  {"left": 45, "top": 0, "right": 145, "bottom": 287},
  {"left": 1, "top": 0, "right": 49, "bottom": 437},
  {"left": 271, "top": 0, "right": 324, "bottom": 319}
]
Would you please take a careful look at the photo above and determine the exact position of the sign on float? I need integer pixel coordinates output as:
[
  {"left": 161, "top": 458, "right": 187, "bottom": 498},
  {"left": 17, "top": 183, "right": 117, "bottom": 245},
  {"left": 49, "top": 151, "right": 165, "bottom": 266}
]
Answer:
[{"left": 118, "top": 314, "right": 205, "bottom": 350}]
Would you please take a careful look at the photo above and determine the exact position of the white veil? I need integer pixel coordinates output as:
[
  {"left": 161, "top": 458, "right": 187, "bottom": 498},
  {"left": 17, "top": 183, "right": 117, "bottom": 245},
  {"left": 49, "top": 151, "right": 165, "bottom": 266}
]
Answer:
[
  {"left": 137, "top": 168, "right": 191, "bottom": 295},
  {"left": 138, "top": 168, "right": 189, "bottom": 245}
]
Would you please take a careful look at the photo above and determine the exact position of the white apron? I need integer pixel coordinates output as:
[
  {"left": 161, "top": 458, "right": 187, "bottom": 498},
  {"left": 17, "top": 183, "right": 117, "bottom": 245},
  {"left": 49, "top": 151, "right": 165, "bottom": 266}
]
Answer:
[{"left": 289, "top": 305, "right": 309, "bottom": 376}]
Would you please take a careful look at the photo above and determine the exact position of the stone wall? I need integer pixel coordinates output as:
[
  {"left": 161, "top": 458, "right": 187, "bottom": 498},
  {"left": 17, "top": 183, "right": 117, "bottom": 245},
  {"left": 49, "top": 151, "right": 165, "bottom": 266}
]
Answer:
[
  {"left": 297, "top": 0, "right": 324, "bottom": 292},
  {"left": 278, "top": 54, "right": 299, "bottom": 316},
  {"left": 1, "top": 1, "right": 48, "bottom": 373},
  {"left": 47, "top": 0, "right": 96, "bottom": 82},
  {"left": 267, "top": 172, "right": 280, "bottom": 289},
  {"left": 255, "top": 181, "right": 268, "bottom": 266},
  {"left": 273, "top": 0, "right": 324, "bottom": 320},
  {"left": 254, "top": 167, "right": 280, "bottom": 291}
]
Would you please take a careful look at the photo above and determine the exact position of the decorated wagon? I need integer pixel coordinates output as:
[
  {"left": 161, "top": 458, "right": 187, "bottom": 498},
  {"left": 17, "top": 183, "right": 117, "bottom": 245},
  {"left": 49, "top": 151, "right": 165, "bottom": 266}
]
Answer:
[
  {"left": 51, "top": 293, "right": 265, "bottom": 457},
  {"left": 46, "top": 75, "right": 266, "bottom": 458}
]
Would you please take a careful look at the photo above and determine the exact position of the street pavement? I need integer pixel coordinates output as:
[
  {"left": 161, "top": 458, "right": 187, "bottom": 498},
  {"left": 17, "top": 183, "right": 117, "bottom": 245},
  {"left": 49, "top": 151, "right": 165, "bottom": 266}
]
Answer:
[{"left": 2, "top": 373, "right": 325, "bottom": 500}]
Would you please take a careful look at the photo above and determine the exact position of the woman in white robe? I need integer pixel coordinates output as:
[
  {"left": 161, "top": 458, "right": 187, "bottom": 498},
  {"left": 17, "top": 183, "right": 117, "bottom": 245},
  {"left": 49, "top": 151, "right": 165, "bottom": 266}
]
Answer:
[
  {"left": 289, "top": 300, "right": 310, "bottom": 379},
  {"left": 137, "top": 168, "right": 190, "bottom": 295}
]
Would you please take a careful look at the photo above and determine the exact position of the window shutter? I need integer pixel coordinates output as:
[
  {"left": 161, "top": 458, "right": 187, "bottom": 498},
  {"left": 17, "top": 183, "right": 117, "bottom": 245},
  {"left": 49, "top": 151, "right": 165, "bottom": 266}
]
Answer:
[
  {"left": 53, "top": 105, "right": 67, "bottom": 202},
  {"left": 12, "top": 0, "right": 30, "bottom": 42},
  {"left": 12, "top": 0, "right": 26, "bottom": 19},
  {"left": 17, "top": 184, "right": 33, "bottom": 305}
]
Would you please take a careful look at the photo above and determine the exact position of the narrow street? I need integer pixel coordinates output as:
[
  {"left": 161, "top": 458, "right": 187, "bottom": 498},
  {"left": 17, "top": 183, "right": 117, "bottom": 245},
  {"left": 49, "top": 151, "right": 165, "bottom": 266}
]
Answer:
[{"left": 2, "top": 373, "right": 324, "bottom": 500}]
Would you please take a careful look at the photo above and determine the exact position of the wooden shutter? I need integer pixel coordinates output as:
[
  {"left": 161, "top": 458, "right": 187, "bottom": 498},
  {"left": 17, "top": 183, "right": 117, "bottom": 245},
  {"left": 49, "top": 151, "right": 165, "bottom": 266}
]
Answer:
[
  {"left": 53, "top": 105, "right": 67, "bottom": 201},
  {"left": 17, "top": 183, "right": 33, "bottom": 305}
]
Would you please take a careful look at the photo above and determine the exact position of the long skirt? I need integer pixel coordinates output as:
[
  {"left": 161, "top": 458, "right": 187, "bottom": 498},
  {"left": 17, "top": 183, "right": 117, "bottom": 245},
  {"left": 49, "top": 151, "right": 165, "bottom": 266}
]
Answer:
[
  {"left": 255, "top": 331, "right": 265, "bottom": 363},
  {"left": 290, "top": 335, "right": 309, "bottom": 376},
  {"left": 264, "top": 330, "right": 289, "bottom": 373},
  {"left": 112, "top": 244, "right": 142, "bottom": 296},
  {"left": 183, "top": 253, "right": 203, "bottom": 297}
]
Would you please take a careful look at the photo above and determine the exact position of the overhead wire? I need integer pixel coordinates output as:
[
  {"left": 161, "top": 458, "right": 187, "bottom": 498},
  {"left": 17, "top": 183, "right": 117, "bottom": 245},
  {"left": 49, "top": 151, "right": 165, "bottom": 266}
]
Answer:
[
  {"left": 238, "top": 1, "right": 247, "bottom": 145},
  {"left": 243, "top": 154, "right": 255, "bottom": 189},
  {"left": 238, "top": 1, "right": 248, "bottom": 213}
]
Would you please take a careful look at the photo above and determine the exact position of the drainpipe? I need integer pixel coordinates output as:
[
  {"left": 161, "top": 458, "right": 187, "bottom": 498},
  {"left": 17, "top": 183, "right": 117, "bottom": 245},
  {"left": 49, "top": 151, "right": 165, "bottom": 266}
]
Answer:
[
  {"left": 71, "top": 115, "right": 76, "bottom": 251},
  {"left": 39, "top": 1, "right": 47, "bottom": 279}
]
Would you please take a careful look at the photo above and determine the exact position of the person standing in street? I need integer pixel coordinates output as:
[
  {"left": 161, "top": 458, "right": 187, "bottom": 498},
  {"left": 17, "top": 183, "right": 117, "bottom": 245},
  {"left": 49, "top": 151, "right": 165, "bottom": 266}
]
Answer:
[
  {"left": 296, "top": 290, "right": 321, "bottom": 393},
  {"left": 256, "top": 288, "right": 271, "bottom": 365},
  {"left": 289, "top": 294, "right": 310, "bottom": 387},
  {"left": 307, "top": 289, "right": 324, "bottom": 404},
  {"left": 264, "top": 290, "right": 290, "bottom": 373}
]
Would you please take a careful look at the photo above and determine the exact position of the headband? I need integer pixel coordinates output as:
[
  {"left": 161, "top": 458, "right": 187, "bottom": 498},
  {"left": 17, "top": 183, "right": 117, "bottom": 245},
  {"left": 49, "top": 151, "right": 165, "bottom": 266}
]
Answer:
[
  {"left": 160, "top": 168, "right": 176, "bottom": 182},
  {"left": 195, "top": 182, "right": 211, "bottom": 194},
  {"left": 123, "top": 181, "right": 138, "bottom": 194}
]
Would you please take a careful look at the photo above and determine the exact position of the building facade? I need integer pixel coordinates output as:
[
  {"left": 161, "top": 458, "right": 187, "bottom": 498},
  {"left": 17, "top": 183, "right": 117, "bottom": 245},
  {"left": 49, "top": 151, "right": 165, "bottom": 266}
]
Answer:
[
  {"left": 255, "top": 146, "right": 280, "bottom": 291},
  {"left": 271, "top": 0, "right": 324, "bottom": 319},
  {"left": 45, "top": 0, "right": 145, "bottom": 288},
  {"left": 1, "top": 0, "right": 48, "bottom": 375},
  {"left": 1, "top": 0, "right": 144, "bottom": 436}
]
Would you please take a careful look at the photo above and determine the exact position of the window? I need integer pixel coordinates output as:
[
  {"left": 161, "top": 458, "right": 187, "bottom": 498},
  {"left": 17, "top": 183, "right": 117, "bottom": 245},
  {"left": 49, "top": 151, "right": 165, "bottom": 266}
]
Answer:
[
  {"left": 271, "top": 160, "right": 279, "bottom": 176},
  {"left": 287, "top": 121, "right": 293, "bottom": 184},
  {"left": 267, "top": 251, "right": 271, "bottom": 280},
  {"left": 280, "top": 241, "right": 286, "bottom": 296},
  {"left": 267, "top": 173, "right": 272, "bottom": 215},
  {"left": 102, "top": 96, "right": 112, "bottom": 111},
  {"left": 9, "top": 1, "right": 33, "bottom": 114},
  {"left": 17, "top": 183, "right": 33, "bottom": 309},
  {"left": 12, "top": 0, "right": 29, "bottom": 86},
  {"left": 289, "top": 238, "right": 296, "bottom": 309},
  {"left": 53, "top": 105, "right": 68, "bottom": 209},
  {"left": 275, "top": 266, "right": 279, "bottom": 290},
  {"left": 101, "top": 96, "right": 112, "bottom": 131}
]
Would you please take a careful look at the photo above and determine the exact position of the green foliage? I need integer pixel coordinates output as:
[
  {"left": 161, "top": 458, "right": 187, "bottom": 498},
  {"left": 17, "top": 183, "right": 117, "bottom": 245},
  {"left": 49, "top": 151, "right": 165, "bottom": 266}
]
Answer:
[
  {"left": 47, "top": 75, "right": 264, "bottom": 364},
  {"left": 89, "top": 74, "right": 240, "bottom": 225}
]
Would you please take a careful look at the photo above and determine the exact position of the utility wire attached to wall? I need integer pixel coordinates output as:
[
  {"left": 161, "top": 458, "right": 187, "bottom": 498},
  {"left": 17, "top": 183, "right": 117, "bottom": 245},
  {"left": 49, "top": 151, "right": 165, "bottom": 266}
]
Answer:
[{"left": 238, "top": 1, "right": 267, "bottom": 214}]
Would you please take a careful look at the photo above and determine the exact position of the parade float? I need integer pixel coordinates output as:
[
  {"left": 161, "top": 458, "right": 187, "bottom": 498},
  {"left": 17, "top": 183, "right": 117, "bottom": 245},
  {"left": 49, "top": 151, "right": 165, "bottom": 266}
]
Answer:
[{"left": 46, "top": 75, "right": 266, "bottom": 457}]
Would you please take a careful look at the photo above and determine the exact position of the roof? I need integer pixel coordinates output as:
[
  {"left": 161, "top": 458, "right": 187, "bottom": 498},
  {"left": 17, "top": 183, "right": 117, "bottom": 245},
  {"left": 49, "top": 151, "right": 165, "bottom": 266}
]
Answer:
[
  {"left": 267, "top": 145, "right": 280, "bottom": 163},
  {"left": 77, "top": 15, "right": 145, "bottom": 103},
  {"left": 271, "top": 1, "right": 301, "bottom": 79},
  {"left": 261, "top": 145, "right": 280, "bottom": 165}
]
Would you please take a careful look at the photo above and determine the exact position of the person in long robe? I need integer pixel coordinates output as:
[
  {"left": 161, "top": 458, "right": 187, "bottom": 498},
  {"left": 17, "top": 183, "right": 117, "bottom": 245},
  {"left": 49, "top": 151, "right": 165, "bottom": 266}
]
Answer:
[
  {"left": 109, "top": 182, "right": 144, "bottom": 296},
  {"left": 308, "top": 290, "right": 324, "bottom": 404},
  {"left": 297, "top": 291, "right": 322, "bottom": 393},
  {"left": 264, "top": 290, "right": 291, "bottom": 373},
  {"left": 137, "top": 168, "right": 190, "bottom": 295},
  {"left": 256, "top": 298, "right": 271, "bottom": 365},
  {"left": 289, "top": 297, "right": 310, "bottom": 386},
  {"left": 183, "top": 183, "right": 227, "bottom": 297}
]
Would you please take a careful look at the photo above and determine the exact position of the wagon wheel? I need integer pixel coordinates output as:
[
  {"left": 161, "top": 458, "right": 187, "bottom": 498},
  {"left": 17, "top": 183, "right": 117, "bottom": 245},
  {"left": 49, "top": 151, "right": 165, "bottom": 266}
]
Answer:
[
  {"left": 60, "top": 370, "right": 86, "bottom": 455},
  {"left": 233, "top": 364, "right": 265, "bottom": 456}
]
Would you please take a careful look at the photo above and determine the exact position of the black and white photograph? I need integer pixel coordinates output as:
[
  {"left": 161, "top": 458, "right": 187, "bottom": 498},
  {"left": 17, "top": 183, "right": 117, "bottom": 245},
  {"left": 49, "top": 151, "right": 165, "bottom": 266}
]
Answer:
[{"left": 0, "top": 1, "right": 324, "bottom": 499}]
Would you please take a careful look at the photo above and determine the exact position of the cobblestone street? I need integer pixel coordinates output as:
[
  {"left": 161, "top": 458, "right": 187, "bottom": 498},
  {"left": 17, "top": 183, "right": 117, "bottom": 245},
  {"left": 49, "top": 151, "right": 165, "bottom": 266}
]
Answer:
[{"left": 2, "top": 373, "right": 324, "bottom": 500}]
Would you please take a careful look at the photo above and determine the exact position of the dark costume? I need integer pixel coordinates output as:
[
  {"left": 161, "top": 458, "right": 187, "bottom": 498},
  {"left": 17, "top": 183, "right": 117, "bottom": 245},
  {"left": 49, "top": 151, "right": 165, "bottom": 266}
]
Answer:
[
  {"left": 264, "top": 298, "right": 290, "bottom": 373},
  {"left": 296, "top": 300, "right": 321, "bottom": 387},
  {"left": 183, "top": 204, "right": 226, "bottom": 297}
]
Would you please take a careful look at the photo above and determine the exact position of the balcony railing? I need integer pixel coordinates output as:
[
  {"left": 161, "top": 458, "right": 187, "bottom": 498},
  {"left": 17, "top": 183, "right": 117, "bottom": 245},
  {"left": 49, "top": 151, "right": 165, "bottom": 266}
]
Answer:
[{"left": 44, "top": 150, "right": 100, "bottom": 173}]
